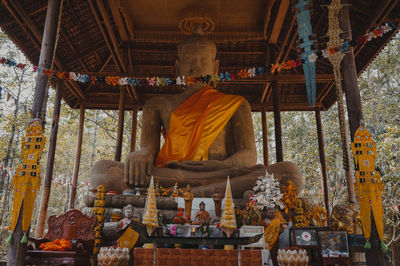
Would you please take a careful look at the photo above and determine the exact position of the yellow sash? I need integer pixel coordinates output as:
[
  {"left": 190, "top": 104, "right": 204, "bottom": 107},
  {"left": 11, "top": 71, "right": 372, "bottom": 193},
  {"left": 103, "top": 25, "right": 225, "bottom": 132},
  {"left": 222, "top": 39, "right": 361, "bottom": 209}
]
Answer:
[{"left": 155, "top": 86, "right": 244, "bottom": 166}]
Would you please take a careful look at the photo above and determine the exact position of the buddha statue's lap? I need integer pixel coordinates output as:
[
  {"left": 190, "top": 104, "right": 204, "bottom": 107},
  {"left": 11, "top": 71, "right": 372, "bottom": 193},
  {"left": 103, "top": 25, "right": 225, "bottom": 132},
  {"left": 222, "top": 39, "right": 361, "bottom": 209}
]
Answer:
[{"left": 89, "top": 28, "right": 304, "bottom": 197}]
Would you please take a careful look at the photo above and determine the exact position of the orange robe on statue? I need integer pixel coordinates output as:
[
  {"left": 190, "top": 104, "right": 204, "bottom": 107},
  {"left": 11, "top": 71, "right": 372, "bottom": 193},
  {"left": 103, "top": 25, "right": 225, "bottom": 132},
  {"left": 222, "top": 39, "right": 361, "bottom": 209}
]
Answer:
[{"left": 155, "top": 86, "right": 244, "bottom": 166}]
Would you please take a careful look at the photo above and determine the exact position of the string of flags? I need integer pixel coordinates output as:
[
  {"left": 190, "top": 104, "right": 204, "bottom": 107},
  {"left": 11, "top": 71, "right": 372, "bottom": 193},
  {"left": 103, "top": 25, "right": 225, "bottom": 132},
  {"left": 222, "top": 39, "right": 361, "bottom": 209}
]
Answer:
[{"left": 0, "top": 20, "right": 398, "bottom": 89}]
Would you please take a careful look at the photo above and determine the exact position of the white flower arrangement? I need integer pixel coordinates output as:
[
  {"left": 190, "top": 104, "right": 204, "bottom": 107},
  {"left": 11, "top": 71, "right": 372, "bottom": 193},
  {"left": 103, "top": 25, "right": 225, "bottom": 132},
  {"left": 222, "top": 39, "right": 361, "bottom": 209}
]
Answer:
[{"left": 252, "top": 171, "right": 284, "bottom": 210}]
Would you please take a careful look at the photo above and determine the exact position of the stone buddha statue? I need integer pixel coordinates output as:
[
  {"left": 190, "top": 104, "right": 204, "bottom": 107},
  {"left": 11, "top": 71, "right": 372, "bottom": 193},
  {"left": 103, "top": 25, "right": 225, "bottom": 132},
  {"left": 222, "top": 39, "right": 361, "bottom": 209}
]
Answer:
[{"left": 90, "top": 28, "right": 303, "bottom": 198}]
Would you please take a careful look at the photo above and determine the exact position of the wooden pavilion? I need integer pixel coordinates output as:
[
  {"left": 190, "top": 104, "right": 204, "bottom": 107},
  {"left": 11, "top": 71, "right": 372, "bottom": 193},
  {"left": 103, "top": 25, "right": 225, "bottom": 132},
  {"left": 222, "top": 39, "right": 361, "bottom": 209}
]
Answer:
[{"left": 1, "top": 0, "right": 399, "bottom": 265}]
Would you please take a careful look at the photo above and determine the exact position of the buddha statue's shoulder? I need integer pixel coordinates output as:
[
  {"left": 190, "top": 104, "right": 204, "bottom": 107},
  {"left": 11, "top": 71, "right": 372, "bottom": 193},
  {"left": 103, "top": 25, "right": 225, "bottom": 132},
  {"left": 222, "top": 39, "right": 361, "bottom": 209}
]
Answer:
[{"left": 144, "top": 94, "right": 178, "bottom": 109}]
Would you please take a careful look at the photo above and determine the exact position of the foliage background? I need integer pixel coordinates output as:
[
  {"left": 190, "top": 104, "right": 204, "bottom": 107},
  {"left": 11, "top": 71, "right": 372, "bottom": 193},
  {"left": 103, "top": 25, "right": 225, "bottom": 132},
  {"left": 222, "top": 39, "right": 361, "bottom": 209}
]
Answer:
[{"left": 0, "top": 30, "right": 399, "bottom": 262}]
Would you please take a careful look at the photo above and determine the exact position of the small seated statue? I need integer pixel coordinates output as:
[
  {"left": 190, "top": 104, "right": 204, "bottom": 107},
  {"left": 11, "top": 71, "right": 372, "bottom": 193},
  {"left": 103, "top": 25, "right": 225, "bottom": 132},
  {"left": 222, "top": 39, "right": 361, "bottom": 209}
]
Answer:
[
  {"left": 194, "top": 201, "right": 210, "bottom": 225},
  {"left": 261, "top": 208, "right": 285, "bottom": 250},
  {"left": 119, "top": 204, "right": 135, "bottom": 230},
  {"left": 90, "top": 26, "right": 304, "bottom": 198}
]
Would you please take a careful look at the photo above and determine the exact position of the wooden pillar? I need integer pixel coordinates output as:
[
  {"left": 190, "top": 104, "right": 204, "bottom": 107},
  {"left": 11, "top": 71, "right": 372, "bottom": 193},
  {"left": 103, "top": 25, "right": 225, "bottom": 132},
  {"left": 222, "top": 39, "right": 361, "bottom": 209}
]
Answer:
[
  {"left": 261, "top": 108, "right": 269, "bottom": 166},
  {"left": 315, "top": 109, "right": 330, "bottom": 223},
  {"left": 35, "top": 80, "right": 63, "bottom": 238},
  {"left": 340, "top": 5, "right": 381, "bottom": 266},
  {"left": 68, "top": 104, "right": 85, "bottom": 209},
  {"left": 130, "top": 106, "right": 138, "bottom": 153},
  {"left": 340, "top": 4, "right": 364, "bottom": 138},
  {"left": 115, "top": 86, "right": 126, "bottom": 161},
  {"left": 7, "top": 1, "right": 62, "bottom": 265},
  {"left": 273, "top": 81, "right": 283, "bottom": 162},
  {"left": 338, "top": 2, "right": 358, "bottom": 204}
]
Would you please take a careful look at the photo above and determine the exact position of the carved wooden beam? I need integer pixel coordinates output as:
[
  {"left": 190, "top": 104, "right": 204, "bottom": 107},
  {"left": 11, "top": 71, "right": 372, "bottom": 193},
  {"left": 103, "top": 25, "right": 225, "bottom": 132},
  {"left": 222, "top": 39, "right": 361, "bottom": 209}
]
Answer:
[
  {"left": 107, "top": 0, "right": 129, "bottom": 41},
  {"left": 275, "top": 10, "right": 297, "bottom": 64},
  {"left": 269, "top": 0, "right": 290, "bottom": 44},
  {"left": 317, "top": 81, "right": 334, "bottom": 105},
  {"left": 260, "top": 83, "right": 271, "bottom": 103},
  {"left": 130, "top": 49, "right": 265, "bottom": 55},
  {"left": 263, "top": 0, "right": 276, "bottom": 38}
]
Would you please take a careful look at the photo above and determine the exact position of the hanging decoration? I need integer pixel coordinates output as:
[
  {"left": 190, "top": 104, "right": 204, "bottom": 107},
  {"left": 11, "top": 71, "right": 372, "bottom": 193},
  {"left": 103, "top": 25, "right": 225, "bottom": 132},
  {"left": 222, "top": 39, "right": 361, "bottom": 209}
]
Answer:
[
  {"left": 351, "top": 124, "right": 387, "bottom": 251},
  {"left": 253, "top": 172, "right": 284, "bottom": 210},
  {"left": 0, "top": 19, "right": 398, "bottom": 90},
  {"left": 142, "top": 176, "right": 158, "bottom": 236},
  {"left": 220, "top": 177, "right": 237, "bottom": 237},
  {"left": 295, "top": 0, "right": 317, "bottom": 106},
  {"left": 325, "top": 0, "right": 355, "bottom": 204},
  {"left": 92, "top": 185, "right": 106, "bottom": 255},
  {"left": 7, "top": 119, "right": 45, "bottom": 244}
]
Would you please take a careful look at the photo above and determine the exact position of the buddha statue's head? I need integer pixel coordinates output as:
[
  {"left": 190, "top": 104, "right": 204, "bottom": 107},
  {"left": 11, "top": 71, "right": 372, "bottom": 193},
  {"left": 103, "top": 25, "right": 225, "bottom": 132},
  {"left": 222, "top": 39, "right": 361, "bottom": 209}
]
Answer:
[
  {"left": 199, "top": 201, "right": 206, "bottom": 211},
  {"left": 176, "top": 27, "right": 219, "bottom": 78},
  {"left": 123, "top": 204, "right": 134, "bottom": 218}
]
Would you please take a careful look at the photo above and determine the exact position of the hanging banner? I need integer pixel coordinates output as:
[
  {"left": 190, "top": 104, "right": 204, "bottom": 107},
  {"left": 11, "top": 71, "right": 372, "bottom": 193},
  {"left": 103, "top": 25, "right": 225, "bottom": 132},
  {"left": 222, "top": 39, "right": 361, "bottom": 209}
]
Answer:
[
  {"left": 351, "top": 125, "right": 387, "bottom": 251},
  {"left": 296, "top": 0, "right": 317, "bottom": 106},
  {"left": 7, "top": 119, "right": 45, "bottom": 244}
]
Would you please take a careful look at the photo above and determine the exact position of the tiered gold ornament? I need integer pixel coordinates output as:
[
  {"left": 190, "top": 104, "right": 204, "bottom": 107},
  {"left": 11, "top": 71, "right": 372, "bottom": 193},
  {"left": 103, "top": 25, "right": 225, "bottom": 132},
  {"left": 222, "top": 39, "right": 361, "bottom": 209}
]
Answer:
[
  {"left": 142, "top": 176, "right": 158, "bottom": 236},
  {"left": 220, "top": 177, "right": 237, "bottom": 237}
]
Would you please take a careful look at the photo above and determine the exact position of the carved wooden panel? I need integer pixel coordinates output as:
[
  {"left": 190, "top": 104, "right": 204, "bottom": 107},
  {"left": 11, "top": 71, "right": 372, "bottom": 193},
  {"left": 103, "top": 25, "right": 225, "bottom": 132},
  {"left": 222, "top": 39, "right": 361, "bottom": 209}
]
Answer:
[{"left": 44, "top": 209, "right": 96, "bottom": 241}]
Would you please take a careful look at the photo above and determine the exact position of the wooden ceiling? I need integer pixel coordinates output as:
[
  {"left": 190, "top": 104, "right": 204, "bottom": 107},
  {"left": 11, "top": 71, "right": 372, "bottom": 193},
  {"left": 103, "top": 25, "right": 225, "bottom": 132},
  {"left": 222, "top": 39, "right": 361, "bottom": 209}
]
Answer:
[{"left": 0, "top": 0, "right": 399, "bottom": 111}]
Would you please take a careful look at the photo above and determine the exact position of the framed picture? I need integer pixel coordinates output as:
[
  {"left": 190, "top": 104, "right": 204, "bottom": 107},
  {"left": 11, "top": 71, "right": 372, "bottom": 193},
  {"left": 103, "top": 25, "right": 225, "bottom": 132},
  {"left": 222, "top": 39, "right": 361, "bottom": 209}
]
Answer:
[
  {"left": 318, "top": 231, "right": 349, "bottom": 258},
  {"left": 291, "top": 229, "right": 318, "bottom": 247}
]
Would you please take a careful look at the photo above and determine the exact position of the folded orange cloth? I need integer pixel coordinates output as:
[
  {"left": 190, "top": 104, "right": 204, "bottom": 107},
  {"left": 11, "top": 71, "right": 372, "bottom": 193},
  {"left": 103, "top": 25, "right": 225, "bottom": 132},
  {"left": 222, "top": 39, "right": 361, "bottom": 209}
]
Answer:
[
  {"left": 39, "top": 238, "right": 72, "bottom": 251},
  {"left": 155, "top": 85, "right": 244, "bottom": 166}
]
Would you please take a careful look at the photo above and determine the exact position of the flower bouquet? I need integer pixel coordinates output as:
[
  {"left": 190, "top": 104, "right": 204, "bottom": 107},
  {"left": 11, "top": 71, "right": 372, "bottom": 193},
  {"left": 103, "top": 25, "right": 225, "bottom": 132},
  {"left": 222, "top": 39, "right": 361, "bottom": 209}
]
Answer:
[
  {"left": 242, "top": 198, "right": 262, "bottom": 226},
  {"left": 173, "top": 208, "right": 191, "bottom": 224}
]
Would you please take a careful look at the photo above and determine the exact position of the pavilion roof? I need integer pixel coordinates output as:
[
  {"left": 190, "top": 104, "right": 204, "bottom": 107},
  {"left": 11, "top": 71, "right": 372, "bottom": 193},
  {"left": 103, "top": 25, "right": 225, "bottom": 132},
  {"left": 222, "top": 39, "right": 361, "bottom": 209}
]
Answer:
[{"left": 0, "top": 0, "right": 399, "bottom": 111}]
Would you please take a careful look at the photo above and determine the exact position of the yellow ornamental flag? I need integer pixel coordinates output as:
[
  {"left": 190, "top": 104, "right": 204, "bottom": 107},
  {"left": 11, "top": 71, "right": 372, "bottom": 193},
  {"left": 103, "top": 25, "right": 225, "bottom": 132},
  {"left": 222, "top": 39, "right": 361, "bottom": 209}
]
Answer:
[
  {"left": 8, "top": 119, "right": 45, "bottom": 244},
  {"left": 351, "top": 125, "right": 387, "bottom": 251}
]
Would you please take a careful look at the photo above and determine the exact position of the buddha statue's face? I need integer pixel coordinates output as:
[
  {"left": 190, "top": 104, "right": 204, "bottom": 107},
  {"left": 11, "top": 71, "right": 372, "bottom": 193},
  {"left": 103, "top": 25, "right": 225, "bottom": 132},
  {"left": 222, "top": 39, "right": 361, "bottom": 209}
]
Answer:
[
  {"left": 176, "top": 40, "right": 219, "bottom": 78},
  {"left": 124, "top": 208, "right": 133, "bottom": 218}
]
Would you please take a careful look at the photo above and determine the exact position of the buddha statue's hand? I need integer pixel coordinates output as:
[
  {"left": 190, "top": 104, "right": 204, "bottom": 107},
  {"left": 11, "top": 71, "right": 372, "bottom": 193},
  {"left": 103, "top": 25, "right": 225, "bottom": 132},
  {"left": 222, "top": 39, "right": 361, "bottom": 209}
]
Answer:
[
  {"left": 167, "top": 160, "right": 231, "bottom": 171},
  {"left": 124, "top": 150, "right": 153, "bottom": 187}
]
